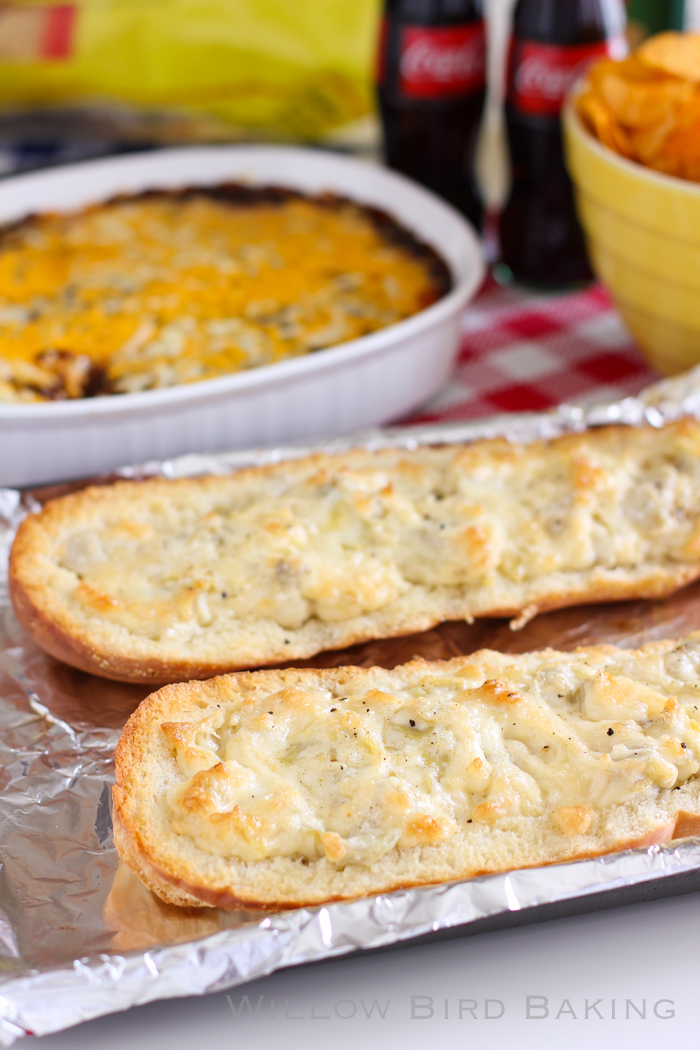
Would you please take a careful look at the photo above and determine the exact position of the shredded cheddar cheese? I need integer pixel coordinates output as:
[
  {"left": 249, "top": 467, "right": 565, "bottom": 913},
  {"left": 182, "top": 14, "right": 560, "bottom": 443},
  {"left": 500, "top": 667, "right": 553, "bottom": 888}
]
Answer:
[{"left": 0, "top": 188, "right": 447, "bottom": 401}]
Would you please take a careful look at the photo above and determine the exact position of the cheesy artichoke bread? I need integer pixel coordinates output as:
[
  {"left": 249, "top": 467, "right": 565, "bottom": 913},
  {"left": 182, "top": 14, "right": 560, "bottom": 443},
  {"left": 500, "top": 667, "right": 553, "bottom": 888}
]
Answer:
[
  {"left": 0, "top": 185, "right": 448, "bottom": 401},
  {"left": 10, "top": 419, "right": 700, "bottom": 684},
  {"left": 113, "top": 635, "right": 700, "bottom": 908}
]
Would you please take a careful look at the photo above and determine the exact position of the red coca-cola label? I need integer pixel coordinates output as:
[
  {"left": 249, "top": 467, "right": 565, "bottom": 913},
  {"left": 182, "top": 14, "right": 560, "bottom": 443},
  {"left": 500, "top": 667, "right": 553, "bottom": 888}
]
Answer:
[
  {"left": 398, "top": 22, "right": 486, "bottom": 99},
  {"left": 509, "top": 36, "right": 627, "bottom": 116}
]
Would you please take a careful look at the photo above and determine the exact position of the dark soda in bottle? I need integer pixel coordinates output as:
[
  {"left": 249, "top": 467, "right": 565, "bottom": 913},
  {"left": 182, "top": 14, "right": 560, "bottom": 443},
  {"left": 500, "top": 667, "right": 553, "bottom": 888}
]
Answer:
[
  {"left": 377, "top": 0, "right": 486, "bottom": 229},
  {"left": 499, "top": 0, "right": 627, "bottom": 284}
]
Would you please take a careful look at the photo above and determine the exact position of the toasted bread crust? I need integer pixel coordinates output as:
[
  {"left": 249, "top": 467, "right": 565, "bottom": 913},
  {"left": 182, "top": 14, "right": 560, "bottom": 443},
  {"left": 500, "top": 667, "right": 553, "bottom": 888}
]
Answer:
[
  {"left": 112, "top": 807, "right": 678, "bottom": 911},
  {"left": 111, "top": 808, "right": 212, "bottom": 909},
  {"left": 11, "top": 420, "right": 700, "bottom": 683},
  {"left": 113, "top": 637, "right": 700, "bottom": 909}
]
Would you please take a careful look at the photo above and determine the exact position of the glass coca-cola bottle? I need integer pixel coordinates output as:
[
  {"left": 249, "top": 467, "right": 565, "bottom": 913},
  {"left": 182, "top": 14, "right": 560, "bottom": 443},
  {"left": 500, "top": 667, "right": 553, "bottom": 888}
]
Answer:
[
  {"left": 499, "top": 0, "right": 627, "bottom": 284},
  {"left": 376, "top": 0, "right": 486, "bottom": 229}
]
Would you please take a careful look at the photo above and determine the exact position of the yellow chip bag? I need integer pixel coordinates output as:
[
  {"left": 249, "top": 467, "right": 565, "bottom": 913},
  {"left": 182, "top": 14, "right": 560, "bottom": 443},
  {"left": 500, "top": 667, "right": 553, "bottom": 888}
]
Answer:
[{"left": 0, "top": 0, "right": 381, "bottom": 145}]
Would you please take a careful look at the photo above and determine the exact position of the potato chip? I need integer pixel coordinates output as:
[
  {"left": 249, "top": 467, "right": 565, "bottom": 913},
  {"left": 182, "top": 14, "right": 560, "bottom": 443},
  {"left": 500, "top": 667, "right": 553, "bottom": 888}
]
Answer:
[
  {"left": 604, "top": 54, "right": 674, "bottom": 84},
  {"left": 657, "top": 96, "right": 700, "bottom": 178},
  {"left": 584, "top": 58, "right": 628, "bottom": 91},
  {"left": 576, "top": 31, "right": 700, "bottom": 184},
  {"left": 599, "top": 73, "right": 693, "bottom": 128},
  {"left": 576, "top": 91, "right": 633, "bottom": 157},
  {"left": 629, "top": 113, "right": 677, "bottom": 165},
  {"left": 638, "top": 32, "right": 700, "bottom": 84},
  {"left": 671, "top": 91, "right": 700, "bottom": 134},
  {"left": 646, "top": 156, "right": 684, "bottom": 179}
]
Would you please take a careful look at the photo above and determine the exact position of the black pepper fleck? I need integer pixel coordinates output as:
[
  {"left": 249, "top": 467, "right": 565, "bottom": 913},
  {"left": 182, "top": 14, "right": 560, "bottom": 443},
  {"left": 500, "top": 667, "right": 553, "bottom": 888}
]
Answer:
[
  {"left": 330, "top": 707, "right": 337, "bottom": 712},
  {"left": 410, "top": 719, "right": 416, "bottom": 727},
  {"left": 682, "top": 742, "right": 688, "bottom": 748},
  {"left": 220, "top": 592, "right": 227, "bottom": 598},
  {"left": 607, "top": 728, "right": 614, "bottom": 736}
]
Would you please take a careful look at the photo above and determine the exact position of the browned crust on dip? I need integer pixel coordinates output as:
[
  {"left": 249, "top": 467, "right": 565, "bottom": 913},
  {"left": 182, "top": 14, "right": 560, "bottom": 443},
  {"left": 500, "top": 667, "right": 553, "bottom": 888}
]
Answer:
[{"left": 0, "top": 184, "right": 450, "bottom": 402}]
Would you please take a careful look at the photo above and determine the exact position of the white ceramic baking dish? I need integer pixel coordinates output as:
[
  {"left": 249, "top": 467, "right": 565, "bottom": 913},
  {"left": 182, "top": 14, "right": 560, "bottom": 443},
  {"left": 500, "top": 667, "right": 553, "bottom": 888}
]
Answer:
[{"left": 0, "top": 146, "right": 483, "bottom": 487}]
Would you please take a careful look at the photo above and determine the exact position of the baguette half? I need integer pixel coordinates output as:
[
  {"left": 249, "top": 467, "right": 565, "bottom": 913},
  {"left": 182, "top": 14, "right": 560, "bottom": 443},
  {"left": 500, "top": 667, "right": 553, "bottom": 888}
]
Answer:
[
  {"left": 113, "top": 634, "right": 700, "bottom": 910},
  {"left": 11, "top": 419, "right": 700, "bottom": 683}
]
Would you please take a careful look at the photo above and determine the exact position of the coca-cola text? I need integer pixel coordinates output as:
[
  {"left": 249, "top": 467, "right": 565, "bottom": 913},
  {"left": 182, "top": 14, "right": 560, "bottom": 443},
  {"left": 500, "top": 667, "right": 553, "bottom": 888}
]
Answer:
[
  {"left": 376, "top": 0, "right": 486, "bottom": 228},
  {"left": 400, "top": 24, "right": 485, "bottom": 98},
  {"left": 510, "top": 37, "right": 626, "bottom": 116},
  {"left": 499, "top": 0, "right": 627, "bottom": 284}
]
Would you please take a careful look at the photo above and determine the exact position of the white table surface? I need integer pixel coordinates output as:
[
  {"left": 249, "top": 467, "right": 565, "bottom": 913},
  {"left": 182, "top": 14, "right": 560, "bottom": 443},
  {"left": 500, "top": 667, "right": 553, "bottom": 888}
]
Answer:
[{"left": 27, "top": 888, "right": 700, "bottom": 1050}]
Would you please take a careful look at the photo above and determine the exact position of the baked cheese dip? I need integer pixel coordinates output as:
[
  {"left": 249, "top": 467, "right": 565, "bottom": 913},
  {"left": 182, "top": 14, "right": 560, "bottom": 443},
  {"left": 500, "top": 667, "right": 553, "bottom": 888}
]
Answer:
[{"left": 0, "top": 185, "right": 450, "bottom": 402}]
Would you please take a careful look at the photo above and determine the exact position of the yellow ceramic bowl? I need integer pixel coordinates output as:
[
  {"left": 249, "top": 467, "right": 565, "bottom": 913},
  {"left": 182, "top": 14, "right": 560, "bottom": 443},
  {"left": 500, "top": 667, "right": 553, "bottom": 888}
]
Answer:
[{"left": 563, "top": 98, "right": 700, "bottom": 375}]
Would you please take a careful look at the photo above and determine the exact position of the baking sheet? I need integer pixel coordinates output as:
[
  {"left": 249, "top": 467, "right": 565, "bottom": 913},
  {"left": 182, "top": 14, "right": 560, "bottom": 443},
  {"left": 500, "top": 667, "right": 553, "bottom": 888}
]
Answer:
[{"left": 3, "top": 366, "right": 700, "bottom": 1044}]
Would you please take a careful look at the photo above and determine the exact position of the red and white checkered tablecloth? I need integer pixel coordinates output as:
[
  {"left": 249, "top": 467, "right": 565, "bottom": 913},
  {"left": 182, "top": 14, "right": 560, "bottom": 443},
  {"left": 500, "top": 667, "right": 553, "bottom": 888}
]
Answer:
[{"left": 407, "top": 277, "right": 660, "bottom": 425}]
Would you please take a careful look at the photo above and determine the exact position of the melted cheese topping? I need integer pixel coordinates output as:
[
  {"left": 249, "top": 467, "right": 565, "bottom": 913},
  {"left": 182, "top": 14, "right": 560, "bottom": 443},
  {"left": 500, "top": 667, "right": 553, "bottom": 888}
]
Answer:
[
  {"left": 163, "top": 640, "right": 700, "bottom": 866},
  {"left": 0, "top": 193, "right": 442, "bottom": 401},
  {"left": 51, "top": 422, "right": 700, "bottom": 656}
]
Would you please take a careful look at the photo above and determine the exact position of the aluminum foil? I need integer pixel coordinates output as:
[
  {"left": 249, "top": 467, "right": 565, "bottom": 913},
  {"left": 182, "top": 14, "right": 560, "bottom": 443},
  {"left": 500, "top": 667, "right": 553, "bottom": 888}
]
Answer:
[{"left": 3, "top": 365, "right": 700, "bottom": 1045}]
